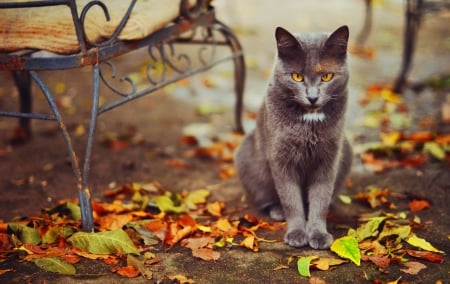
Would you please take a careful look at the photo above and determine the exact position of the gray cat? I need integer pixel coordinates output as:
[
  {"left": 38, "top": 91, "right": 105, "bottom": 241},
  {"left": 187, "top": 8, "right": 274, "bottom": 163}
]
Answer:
[{"left": 235, "top": 26, "right": 352, "bottom": 249}]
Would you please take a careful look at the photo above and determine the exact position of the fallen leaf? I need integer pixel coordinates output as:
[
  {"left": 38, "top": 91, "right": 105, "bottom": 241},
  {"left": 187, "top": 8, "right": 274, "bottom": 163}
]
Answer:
[
  {"left": 400, "top": 261, "right": 427, "bottom": 275},
  {"left": 311, "top": 257, "right": 347, "bottom": 270},
  {"left": 32, "top": 257, "right": 76, "bottom": 275},
  {"left": 338, "top": 194, "right": 352, "bottom": 205},
  {"left": 408, "top": 199, "right": 430, "bottom": 213},
  {"left": 423, "top": 142, "right": 446, "bottom": 160},
  {"left": 112, "top": 265, "right": 140, "bottom": 278},
  {"left": 405, "top": 249, "right": 445, "bottom": 263},
  {"left": 330, "top": 236, "right": 361, "bottom": 266},
  {"left": 207, "top": 201, "right": 223, "bottom": 217},
  {"left": 406, "top": 234, "right": 444, "bottom": 253},
  {"left": 297, "top": 256, "right": 318, "bottom": 277},
  {"left": 68, "top": 229, "right": 139, "bottom": 255},
  {"left": 127, "top": 254, "right": 152, "bottom": 279}
]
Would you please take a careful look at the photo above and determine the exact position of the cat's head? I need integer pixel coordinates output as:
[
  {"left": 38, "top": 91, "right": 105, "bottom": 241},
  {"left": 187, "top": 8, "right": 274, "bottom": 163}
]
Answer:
[{"left": 271, "top": 26, "right": 349, "bottom": 122}]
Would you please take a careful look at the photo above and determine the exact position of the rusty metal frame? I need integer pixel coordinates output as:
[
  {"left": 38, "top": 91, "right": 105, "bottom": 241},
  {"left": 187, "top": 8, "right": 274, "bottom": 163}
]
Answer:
[{"left": 0, "top": 0, "right": 245, "bottom": 232}]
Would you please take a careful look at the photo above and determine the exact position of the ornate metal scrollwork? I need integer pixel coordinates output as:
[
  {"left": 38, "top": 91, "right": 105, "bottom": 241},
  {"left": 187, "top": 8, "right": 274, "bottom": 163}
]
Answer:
[{"left": 97, "top": 23, "right": 224, "bottom": 104}]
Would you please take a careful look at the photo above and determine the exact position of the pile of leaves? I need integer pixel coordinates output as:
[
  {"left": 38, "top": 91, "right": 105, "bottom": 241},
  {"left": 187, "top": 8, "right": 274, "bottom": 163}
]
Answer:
[
  {"left": 0, "top": 182, "right": 284, "bottom": 280},
  {"left": 0, "top": 178, "right": 446, "bottom": 282},
  {"left": 357, "top": 85, "right": 450, "bottom": 172}
]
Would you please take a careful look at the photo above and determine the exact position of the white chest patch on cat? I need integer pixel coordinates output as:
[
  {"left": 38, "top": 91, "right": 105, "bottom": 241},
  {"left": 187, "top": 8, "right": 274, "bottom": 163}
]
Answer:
[{"left": 302, "top": 112, "right": 326, "bottom": 122}]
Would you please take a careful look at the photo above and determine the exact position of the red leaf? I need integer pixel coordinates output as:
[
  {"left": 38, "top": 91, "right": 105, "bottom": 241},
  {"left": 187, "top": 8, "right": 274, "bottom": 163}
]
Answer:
[
  {"left": 408, "top": 199, "right": 430, "bottom": 213},
  {"left": 405, "top": 249, "right": 445, "bottom": 263}
]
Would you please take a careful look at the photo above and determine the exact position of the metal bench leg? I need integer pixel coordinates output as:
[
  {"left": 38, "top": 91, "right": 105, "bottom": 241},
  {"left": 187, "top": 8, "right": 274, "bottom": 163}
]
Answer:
[
  {"left": 29, "top": 70, "right": 94, "bottom": 232},
  {"left": 12, "top": 71, "right": 32, "bottom": 141},
  {"left": 393, "top": 0, "right": 423, "bottom": 93},
  {"left": 356, "top": 0, "right": 373, "bottom": 46},
  {"left": 78, "top": 64, "right": 102, "bottom": 233},
  {"left": 214, "top": 20, "right": 246, "bottom": 133}
]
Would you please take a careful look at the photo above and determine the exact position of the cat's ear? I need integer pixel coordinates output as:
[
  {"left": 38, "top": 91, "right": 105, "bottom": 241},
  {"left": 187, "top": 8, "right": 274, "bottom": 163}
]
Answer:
[
  {"left": 275, "top": 27, "right": 302, "bottom": 58},
  {"left": 323, "top": 25, "right": 349, "bottom": 59}
]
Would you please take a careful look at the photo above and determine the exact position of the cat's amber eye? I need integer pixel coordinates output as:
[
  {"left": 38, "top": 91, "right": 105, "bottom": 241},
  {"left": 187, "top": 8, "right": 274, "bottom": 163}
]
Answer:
[
  {"left": 291, "top": 72, "right": 304, "bottom": 82},
  {"left": 321, "top": 73, "right": 334, "bottom": 82}
]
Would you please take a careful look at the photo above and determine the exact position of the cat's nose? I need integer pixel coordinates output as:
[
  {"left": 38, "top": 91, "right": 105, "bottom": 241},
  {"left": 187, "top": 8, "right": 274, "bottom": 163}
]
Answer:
[{"left": 307, "top": 96, "right": 319, "bottom": 105}]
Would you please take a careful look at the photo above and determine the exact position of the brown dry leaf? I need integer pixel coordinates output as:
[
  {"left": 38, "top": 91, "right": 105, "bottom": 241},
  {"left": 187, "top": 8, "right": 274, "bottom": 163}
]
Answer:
[
  {"left": 355, "top": 187, "right": 391, "bottom": 208},
  {"left": 111, "top": 265, "right": 140, "bottom": 278},
  {"left": 309, "top": 276, "right": 328, "bottom": 284},
  {"left": 405, "top": 249, "right": 445, "bottom": 264},
  {"left": 191, "top": 247, "right": 220, "bottom": 261},
  {"left": 400, "top": 261, "right": 427, "bottom": 275},
  {"left": 408, "top": 199, "right": 430, "bottom": 213},
  {"left": 0, "top": 269, "right": 14, "bottom": 276}
]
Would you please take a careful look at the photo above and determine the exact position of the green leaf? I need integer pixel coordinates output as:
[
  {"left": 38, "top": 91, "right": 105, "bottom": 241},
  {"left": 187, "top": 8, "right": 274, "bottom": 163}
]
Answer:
[
  {"left": 338, "top": 194, "right": 352, "bottom": 205},
  {"left": 330, "top": 236, "right": 361, "bottom": 266},
  {"left": 32, "top": 257, "right": 76, "bottom": 275},
  {"left": 65, "top": 202, "right": 81, "bottom": 221},
  {"left": 42, "top": 226, "right": 75, "bottom": 244},
  {"left": 297, "top": 256, "right": 317, "bottom": 277},
  {"left": 8, "top": 223, "right": 41, "bottom": 245},
  {"left": 423, "top": 142, "right": 446, "bottom": 160},
  {"left": 68, "top": 229, "right": 139, "bottom": 255},
  {"left": 406, "top": 234, "right": 444, "bottom": 253}
]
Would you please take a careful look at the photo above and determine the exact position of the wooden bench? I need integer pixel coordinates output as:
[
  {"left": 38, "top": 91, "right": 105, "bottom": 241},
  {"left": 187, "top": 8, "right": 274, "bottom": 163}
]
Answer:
[{"left": 0, "top": 0, "right": 245, "bottom": 232}]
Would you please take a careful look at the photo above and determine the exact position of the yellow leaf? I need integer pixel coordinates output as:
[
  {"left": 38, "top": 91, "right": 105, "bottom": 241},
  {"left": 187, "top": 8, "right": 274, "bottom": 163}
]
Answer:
[
  {"left": 312, "top": 257, "right": 347, "bottom": 271},
  {"left": 381, "top": 88, "right": 402, "bottom": 103},
  {"left": 406, "top": 234, "right": 444, "bottom": 253},
  {"left": 197, "top": 225, "right": 212, "bottom": 233},
  {"left": 380, "top": 131, "right": 401, "bottom": 147},
  {"left": 207, "top": 201, "right": 223, "bottom": 217},
  {"left": 184, "top": 189, "right": 210, "bottom": 210},
  {"left": 338, "top": 194, "right": 352, "bottom": 205},
  {"left": 240, "top": 235, "right": 258, "bottom": 252},
  {"left": 330, "top": 236, "right": 361, "bottom": 266}
]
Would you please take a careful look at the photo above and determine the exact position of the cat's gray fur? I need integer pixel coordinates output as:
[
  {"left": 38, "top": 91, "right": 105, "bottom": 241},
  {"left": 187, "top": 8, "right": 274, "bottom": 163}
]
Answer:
[{"left": 234, "top": 26, "right": 352, "bottom": 249}]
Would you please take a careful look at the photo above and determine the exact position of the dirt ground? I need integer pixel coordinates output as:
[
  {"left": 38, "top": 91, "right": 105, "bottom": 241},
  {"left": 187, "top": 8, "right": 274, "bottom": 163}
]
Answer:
[{"left": 0, "top": 0, "right": 449, "bottom": 283}]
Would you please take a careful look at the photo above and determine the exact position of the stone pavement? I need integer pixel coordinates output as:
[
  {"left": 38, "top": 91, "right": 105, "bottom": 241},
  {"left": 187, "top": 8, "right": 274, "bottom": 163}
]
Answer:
[{"left": 0, "top": 0, "right": 449, "bottom": 283}]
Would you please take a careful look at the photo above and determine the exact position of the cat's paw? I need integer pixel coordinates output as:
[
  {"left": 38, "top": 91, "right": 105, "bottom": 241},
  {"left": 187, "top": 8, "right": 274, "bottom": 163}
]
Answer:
[
  {"left": 307, "top": 230, "right": 333, "bottom": 249},
  {"left": 269, "top": 205, "right": 285, "bottom": 221},
  {"left": 284, "top": 229, "right": 308, "bottom": 248}
]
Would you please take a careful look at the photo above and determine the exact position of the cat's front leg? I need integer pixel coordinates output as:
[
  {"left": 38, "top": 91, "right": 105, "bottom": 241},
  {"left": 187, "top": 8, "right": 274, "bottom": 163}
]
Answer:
[
  {"left": 271, "top": 170, "right": 308, "bottom": 247},
  {"left": 306, "top": 180, "right": 335, "bottom": 249}
]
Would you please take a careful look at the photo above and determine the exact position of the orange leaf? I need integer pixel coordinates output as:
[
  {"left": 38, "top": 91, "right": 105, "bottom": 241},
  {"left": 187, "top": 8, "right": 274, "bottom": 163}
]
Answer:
[
  {"left": 59, "top": 254, "right": 80, "bottom": 264},
  {"left": 112, "top": 265, "right": 140, "bottom": 278},
  {"left": 104, "top": 256, "right": 120, "bottom": 265},
  {"left": 408, "top": 199, "right": 430, "bottom": 213},
  {"left": 407, "top": 131, "right": 434, "bottom": 143},
  {"left": 145, "top": 219, "right": 168, "bottom": 241},
  {"left": 207, "top": 201, "right": 223, "bottom": 217}
]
